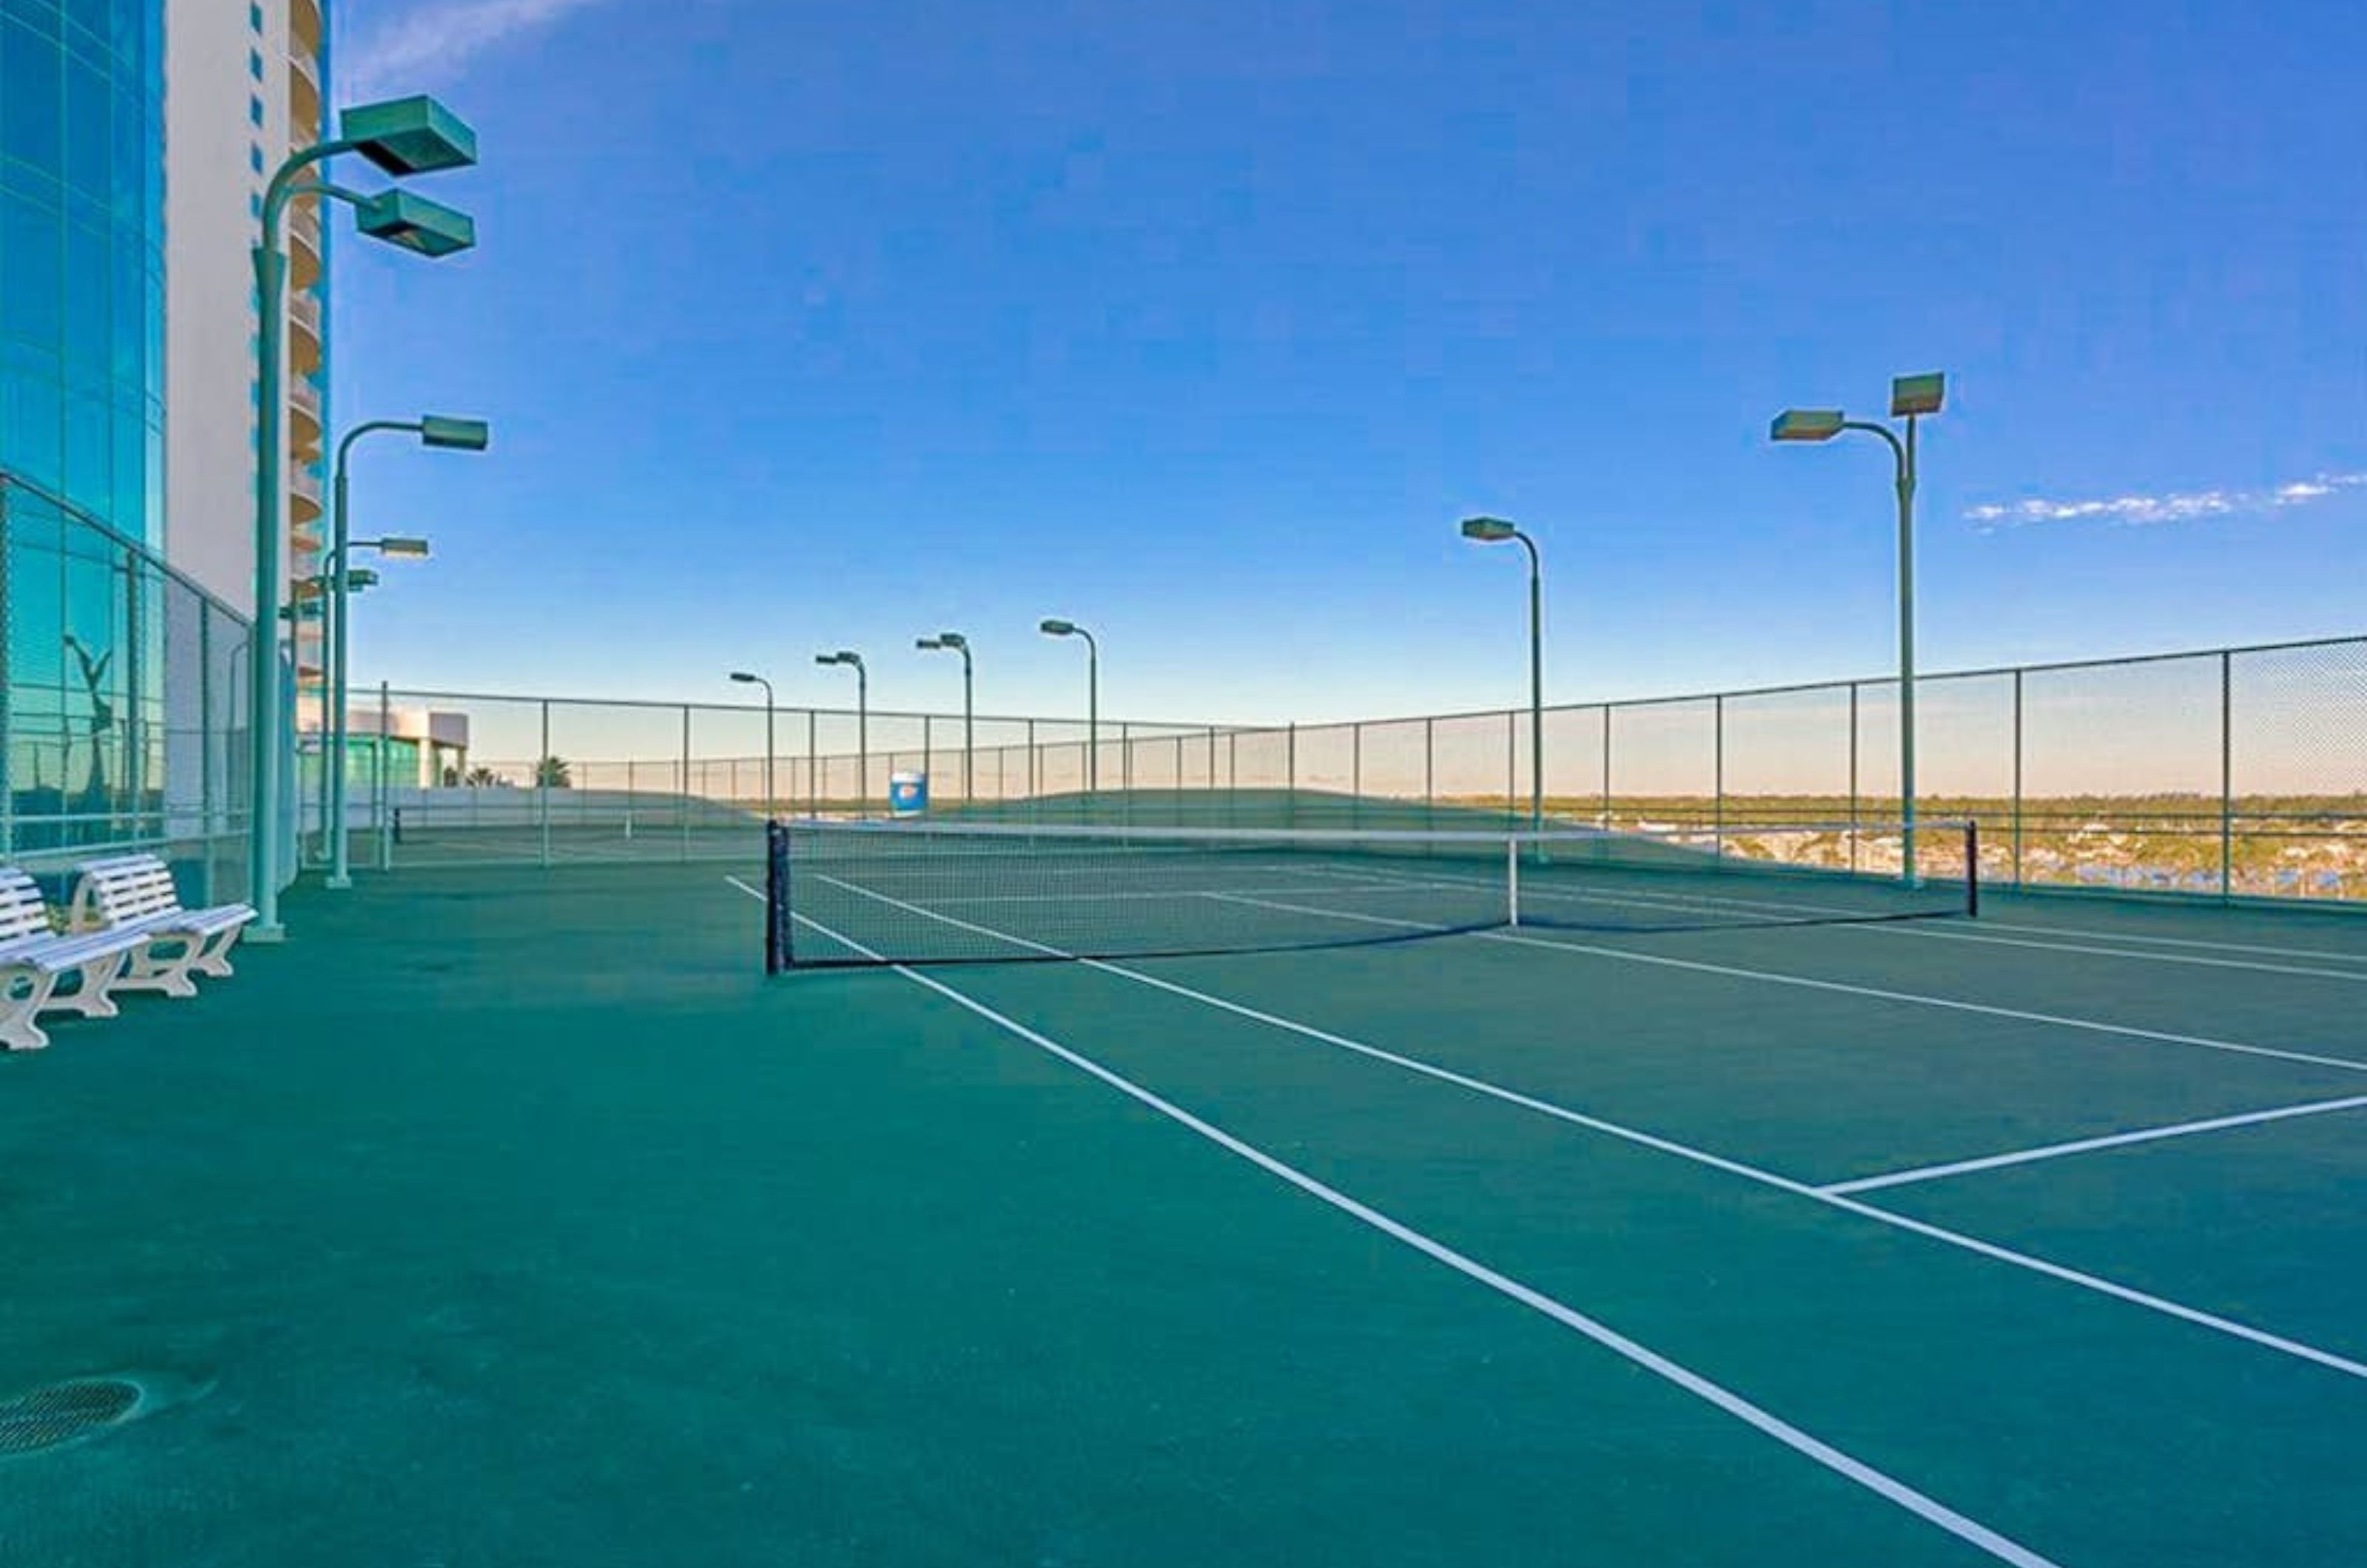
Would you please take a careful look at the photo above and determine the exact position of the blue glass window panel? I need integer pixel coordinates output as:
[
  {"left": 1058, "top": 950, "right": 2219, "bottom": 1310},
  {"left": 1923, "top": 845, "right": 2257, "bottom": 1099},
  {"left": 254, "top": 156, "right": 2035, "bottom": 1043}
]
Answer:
[
  {"left": 59, "top": 214, "right": 105, "bottom": 375},
  {"left": 59, "top": 385, "right": 107, "bottom": 512},
  {"left": 0, "top": 186, "right": 62, "bottom": 345},
  {"left": 1, "top": 17, "right": 64, "bottom": 175},
  {"left": 0, "top": 345, "right": 62, "bottom": 487},
  {"left": 59, "top": 38, "right": 104, "bottom": 196}
]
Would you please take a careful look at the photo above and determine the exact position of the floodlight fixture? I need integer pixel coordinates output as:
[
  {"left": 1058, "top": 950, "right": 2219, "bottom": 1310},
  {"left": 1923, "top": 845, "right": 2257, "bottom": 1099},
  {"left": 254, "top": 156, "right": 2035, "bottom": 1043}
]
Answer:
[
  {"left": 419, "top": 415, "right": 490, "bottom": 450},
  {"left": 340, "top": 95, "right": 479, "bottom": 176},
  {"left": 1890, "top": 373, "right": 1946, "bottom": 419},
  {"left": 1770, "top": 408, "right": 1848, "bottom": 442},
  {"left": 355, "top": 189, "right": 477, "bottom": 257},
  {"left": 1459, "top": 516, "right": 1519, "bottom": 542}
]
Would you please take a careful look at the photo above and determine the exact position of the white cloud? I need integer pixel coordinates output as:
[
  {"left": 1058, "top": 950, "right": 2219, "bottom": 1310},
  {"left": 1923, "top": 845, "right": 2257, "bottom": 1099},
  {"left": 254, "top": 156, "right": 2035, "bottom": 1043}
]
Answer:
[
  {"left": 1967, "top": 472, "right": 2367, "bottom": 530},
  {"left": 344, "top": 0, "right": 614, "bottom": 99}
]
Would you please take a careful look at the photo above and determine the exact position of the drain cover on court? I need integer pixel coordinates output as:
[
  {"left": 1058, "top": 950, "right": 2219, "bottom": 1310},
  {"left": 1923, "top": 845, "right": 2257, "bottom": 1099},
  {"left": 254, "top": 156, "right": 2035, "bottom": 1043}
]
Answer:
[{"left": 0, "top": 1379, "right": 141, "bottom": 1456}]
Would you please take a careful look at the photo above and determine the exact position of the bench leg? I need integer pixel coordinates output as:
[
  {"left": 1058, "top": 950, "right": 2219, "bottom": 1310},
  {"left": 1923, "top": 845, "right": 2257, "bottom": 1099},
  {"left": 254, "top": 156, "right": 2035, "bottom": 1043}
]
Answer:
[
  {"left": 1, "top": 970, "right": 56, "bottom": 1051},
  {"left": 47, "top": 950, "right": 127, "bottom": 1021},
  {"left": 119, "top": 936, "right": 200, "bottom": 999},
  {"left": 189, "top": 925, "right": 243, "bottom": 979}
]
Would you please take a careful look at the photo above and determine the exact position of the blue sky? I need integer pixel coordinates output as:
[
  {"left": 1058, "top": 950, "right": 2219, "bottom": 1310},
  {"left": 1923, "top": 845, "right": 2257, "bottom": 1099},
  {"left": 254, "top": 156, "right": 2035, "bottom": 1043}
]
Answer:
[{"left": 327, "top": 0, "right": 2367, "bottom": 726}]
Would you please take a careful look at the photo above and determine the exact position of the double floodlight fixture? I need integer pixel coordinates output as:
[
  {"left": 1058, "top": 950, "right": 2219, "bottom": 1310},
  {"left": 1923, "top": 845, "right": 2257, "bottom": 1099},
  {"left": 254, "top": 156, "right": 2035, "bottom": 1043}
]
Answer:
[
  {"left": 1772, "top": 374, "right": 1946, "bottom": 443},
  {"left": 816, "top": 650, "right": 862, "bottom": 668}
]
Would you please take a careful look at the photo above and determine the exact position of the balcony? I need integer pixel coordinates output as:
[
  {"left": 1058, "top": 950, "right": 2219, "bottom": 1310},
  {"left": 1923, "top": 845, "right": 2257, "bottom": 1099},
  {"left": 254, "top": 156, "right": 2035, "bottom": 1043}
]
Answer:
[
  {"left": 288, "top": 377, "right": 323, "bottom": 450},
  {"left": 288, "top": 292, "right": 323, "bottom": 376},
  {"left": 291, "top": 0, "right": 324, "bottom": 59},
  {"left": 290, "top": 464, "right": 323, "bottom": 522},
  {"left": 288, "top": 286, "right": 323, "bottom": 342},
  {"left": 289, "top": 61, "right": 323, "bottom": 149},
  {"left": 289, "top": 206, "right": 323, "bottom": 291}
]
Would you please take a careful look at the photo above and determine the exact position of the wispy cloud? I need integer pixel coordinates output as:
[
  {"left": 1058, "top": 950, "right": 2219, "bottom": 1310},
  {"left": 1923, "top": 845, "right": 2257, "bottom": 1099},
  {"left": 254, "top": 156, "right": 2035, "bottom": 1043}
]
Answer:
[
  {"left": 344, "top": 0, "right": 615, "bottom": 99},
  {"left": 1967, "top": 472, "right": 2367, "bottom": 530}
]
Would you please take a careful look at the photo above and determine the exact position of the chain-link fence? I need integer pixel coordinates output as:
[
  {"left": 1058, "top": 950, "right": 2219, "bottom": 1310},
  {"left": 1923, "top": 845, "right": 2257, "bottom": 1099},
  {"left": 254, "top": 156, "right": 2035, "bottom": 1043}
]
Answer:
[
  {"left": 355, "top": 635, "right": 2367, "bottom": 908},
  {"left": 2, "top": 472, "right": 254, "bottom": 905}
]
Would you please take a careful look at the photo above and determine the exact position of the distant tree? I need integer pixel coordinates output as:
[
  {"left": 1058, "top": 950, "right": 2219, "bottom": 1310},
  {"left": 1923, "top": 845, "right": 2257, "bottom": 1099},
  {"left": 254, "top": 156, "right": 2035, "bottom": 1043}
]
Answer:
[
  {"left": 441, "top": 766, "right": 460, "bottom": 788},
  {"left": 534, "top": 755, "right": 573, "bottom": 789},
  {"left": 465, "top": 766, "right": 502, "bottom": 788}
]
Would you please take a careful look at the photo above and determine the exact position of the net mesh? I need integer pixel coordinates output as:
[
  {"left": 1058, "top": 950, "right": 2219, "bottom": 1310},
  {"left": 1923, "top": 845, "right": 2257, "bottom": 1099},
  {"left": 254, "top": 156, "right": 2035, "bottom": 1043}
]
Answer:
[{"left": 771, "top": 818, "right": 1974, "bottom": 967}]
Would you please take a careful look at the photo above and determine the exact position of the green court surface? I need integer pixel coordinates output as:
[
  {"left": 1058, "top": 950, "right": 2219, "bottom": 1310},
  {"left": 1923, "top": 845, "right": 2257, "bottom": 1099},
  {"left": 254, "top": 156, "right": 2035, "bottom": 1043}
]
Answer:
[{"left": 3, "top": 853, "right": 2365, "bottom": 1566}]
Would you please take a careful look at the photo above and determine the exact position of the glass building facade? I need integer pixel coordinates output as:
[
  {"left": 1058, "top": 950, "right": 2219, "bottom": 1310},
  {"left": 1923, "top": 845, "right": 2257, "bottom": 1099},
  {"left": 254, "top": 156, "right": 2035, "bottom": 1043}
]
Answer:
[
  {"left": 2, "top": 1, "right": 245, "bottom": 894},
  {"left": 1, "top": 0, "right": 166, "bottom": 541}
]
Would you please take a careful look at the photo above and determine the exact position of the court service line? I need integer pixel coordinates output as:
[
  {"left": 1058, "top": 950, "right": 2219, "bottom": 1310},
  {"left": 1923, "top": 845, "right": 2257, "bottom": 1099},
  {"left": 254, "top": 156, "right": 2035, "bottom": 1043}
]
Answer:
[
  {"left": 1208, "top": 891, "right": 2367, "bottom": 1078},
  {"left": 1819, "top": 1094, "right": 2367, "bottom": 1196},
  {"left": 783, "top": 877, "right": 2367, "bottom": 1385},
  {"left": 1596, "top": 890, "right": 2367, "bottom": 983},
  {"left": 766, "top": 898, "right": 2067, "bottom": 1568},
  {"left": 1314, "top": 862, "right": 2367, "bottom": 983}
]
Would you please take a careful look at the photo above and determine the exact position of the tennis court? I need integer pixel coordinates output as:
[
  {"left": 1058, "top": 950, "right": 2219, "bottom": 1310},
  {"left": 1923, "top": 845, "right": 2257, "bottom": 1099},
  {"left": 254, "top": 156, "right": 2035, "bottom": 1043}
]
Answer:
[{"left": 2, "top": 829, "right": 2363, "bottom": 1566}]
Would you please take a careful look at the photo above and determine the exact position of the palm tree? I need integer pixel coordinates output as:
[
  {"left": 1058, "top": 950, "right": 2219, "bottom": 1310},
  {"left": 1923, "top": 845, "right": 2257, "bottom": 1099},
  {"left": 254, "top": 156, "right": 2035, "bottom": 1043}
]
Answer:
[
  {"left": 534, "top": 755, "right": 573, "bottom": 789},
  {"left": 464, "top": 766, "right": 501, "bottom": 788}
]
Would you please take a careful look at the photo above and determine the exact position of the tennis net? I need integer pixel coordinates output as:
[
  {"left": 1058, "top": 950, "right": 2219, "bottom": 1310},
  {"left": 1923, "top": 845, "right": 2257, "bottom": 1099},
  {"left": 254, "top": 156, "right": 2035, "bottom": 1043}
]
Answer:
[{"left": 766, "top": 817, "right": 1977, "bottom": 969}]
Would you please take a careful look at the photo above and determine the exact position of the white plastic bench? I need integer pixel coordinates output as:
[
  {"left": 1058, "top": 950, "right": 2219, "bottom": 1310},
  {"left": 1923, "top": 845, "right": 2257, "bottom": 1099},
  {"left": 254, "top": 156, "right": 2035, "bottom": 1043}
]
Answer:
[
  {"left": 1, "top": 868, "right": 147, "bottom": 1052},
  {"left": 68, "top": 855, "right": 257, "bottom": 998}
]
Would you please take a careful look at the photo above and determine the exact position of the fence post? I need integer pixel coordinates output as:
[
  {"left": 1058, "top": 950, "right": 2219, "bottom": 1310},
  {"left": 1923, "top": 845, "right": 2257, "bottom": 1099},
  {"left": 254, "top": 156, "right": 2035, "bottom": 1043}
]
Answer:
[
  {"left": 2220, "top": 649, "right": 2234, "bottom": 900},
  {"left": 1601, "top": 705, "right": 1613, "bottom": 831},
  {"left": 538, "top": 699, "right": 553, "bottom": 868},
  {"left": 1848, "top": 682, "right": 1861, "bottom": 873},
  {"left": 2010, "top": 670, "right": 2022, "bottom": 889},
  {"left": 1286, "top": 723, "right": 1297, "bottom": 825},
  {"left": 680, "top": 705, "right": 692, "bottom": 860},
  {"left": 376, "top": 682, "right": 392, "bottom": 871},
  {"left": 1351, "top": 722, "right": 1363, "bottom": 825},
  {"left": 1713, "top": 693, "right": 1725, "bottom": 857},
  {"left": 1504, "top": 709, "right": 1515, "bottom": 823},
  {"left": 1423, "top": 716, "right": 1435, "bottom": 824},
  {"left": 807, "top": 709, "right": 818, "bottom": 819}
]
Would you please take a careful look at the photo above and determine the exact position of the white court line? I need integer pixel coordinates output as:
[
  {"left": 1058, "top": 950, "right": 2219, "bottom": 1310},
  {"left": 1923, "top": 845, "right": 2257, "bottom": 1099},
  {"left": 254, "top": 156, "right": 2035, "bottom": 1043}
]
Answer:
[
  {"left": 759, "top": 890, "right": 2065, "bottom": 1568},
  {"left": 1209, "top": 890, "right": 2367, "bottom": 1079},
  {"left": 1331, "top": 862, "right": 2367, "bottom": 983},
  {"left": 909, "top": 880, "right": 1432, "bottom": 908},
  {"left": 771, "top": 876, "right": 2367, "bottom": 1385},
  {"left": 1820, "top": 1094, "right": 2367, "bottom": 1196}
]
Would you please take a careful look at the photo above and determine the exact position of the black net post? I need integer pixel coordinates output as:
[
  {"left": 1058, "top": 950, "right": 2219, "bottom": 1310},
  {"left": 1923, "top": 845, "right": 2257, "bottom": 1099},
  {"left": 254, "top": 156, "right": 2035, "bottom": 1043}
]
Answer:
[
  {"left": 1965, "top": 820, "right": 1981, "bottom": 919},
  {"left": 765, "top": 818, "right": 791, "bottom": 974}
]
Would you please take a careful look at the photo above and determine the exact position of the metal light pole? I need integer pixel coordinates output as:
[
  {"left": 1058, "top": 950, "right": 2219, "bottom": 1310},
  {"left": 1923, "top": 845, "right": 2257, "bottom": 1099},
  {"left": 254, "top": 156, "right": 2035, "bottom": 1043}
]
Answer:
[
  {"left": 815, "top": 651, "right": 866, "bottom": 812},
  {"left": 315, "top": 533, "right": 429, "bottom": 885},
  {"left": 1039, "top": 619, "right": 1098, "bottom": 795},
  {"left": 1772, "top": 372, "right": 1945, "bottom": 884},
  {"left": 325, "top": 416, "right": 483, "bottom": 889},
  {"left": 916, "top": 632, "right": 973, "bottom": 805},
  {"left": 1459, "top": 518, "right": 1544, "bottom": 831},
  {"left": 729, "top": 670, "right": 775, "bottom": 814},
  {"left": 251, "top": 96, "right": 478, "bottom": 937}
]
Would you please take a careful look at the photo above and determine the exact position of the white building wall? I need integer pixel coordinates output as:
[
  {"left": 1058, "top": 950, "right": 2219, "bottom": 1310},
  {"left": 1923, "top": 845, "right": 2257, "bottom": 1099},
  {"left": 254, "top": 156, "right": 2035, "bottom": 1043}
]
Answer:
[{"left": 162, "top": 0, "right": 325, "bottom": 625}]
